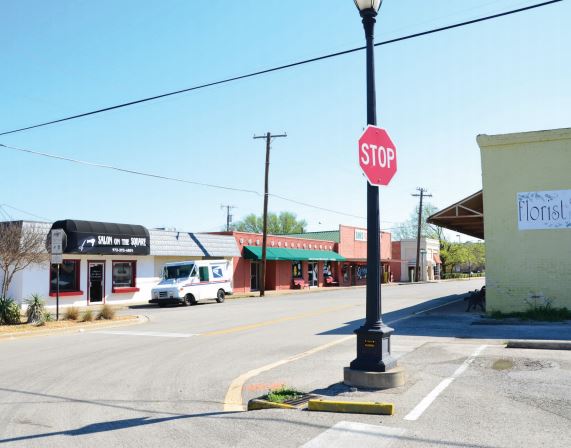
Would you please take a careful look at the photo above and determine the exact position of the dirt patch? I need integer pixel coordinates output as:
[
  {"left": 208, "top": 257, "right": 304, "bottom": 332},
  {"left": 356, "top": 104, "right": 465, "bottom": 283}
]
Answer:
[
  {"left": 0, "top": 315, "right": 139, "bottom": 336},
  {"left": 492, "top": 359, "right": 514, "bottom": 371}
]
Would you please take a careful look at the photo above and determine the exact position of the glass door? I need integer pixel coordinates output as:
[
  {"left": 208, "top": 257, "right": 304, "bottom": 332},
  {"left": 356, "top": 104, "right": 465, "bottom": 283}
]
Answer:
[
  {"left": 88, "top": 262, "right": 105, "bottom": 303},
  {"left": 308, "top": 262, "right": 318, "bottom": 287},
  {"left": 250, "top": 262, "right": 259, "bottom": 291}
]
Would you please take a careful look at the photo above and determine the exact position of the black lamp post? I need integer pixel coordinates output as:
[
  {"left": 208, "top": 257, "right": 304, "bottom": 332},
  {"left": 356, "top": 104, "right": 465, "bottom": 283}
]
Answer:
[{"left": 349, "top": 0, "right": 397, "bottom": 373}]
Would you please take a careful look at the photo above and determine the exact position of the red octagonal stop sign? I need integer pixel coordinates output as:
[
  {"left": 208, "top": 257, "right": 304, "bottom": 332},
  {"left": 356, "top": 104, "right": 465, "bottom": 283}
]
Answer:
[{"left": 358, "top": 125, "right": 398, "bottom": 186}]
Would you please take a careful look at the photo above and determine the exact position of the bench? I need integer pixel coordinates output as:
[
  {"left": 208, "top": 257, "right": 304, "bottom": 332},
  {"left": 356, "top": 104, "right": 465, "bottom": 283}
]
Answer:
[
  {"left": 465, "top": 286, "right": 486, "bottom": 311},
  {"left": 292, "top": 279, "right": 306, "bottom": 289},
  {"left": 324, "top": 276, "right": 339, "bottom": 287}
]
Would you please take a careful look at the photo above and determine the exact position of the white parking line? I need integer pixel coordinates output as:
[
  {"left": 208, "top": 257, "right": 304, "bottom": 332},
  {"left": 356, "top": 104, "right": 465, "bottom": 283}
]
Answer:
[
  {"left": 95, "top": 331, "right": 197, "bottom": 338},
  {"left": 404, "top": 344, "right": 487, "bottom": 421},
  {"left": 301, "top": 421, "right": 405, "bottom": 448}
]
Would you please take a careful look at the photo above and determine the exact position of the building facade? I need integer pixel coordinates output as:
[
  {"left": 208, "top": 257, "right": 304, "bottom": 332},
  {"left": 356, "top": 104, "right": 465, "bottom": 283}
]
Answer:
[
  {"left": 4, "top": 220, "right": 239, "bottom": 307},
  {"left": 478, "top": 128, "right": 571, "bottom": 312},
  {"left": 217, "top": 231, "right": 344, "bottom": 293},
  {"left": 390, "top": 238, "right": 441, "bottom": 282},
  {"left": 213, "top": 224, "right": 395, "bottom": 293}
]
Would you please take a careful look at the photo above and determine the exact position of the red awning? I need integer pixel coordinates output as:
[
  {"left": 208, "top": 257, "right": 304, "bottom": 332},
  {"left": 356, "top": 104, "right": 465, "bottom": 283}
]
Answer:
[{"left": 433, "top": 253, "right": 442, "bottom": 264}]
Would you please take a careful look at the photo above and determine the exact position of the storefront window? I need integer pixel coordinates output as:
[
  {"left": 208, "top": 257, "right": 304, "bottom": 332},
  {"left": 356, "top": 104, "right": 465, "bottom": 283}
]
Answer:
[
  {"left": 292, "top": 261, "right": 302, "bottom": 279},
  {"left": 342, "top": 264, "right": 350, "bottom": 282},
  {"left": 50, "top": 260, "right": 80, "bottom": 293},
  {"left": 112, "top": 261, "right": 136, "bottom": 288},
  {"left": 356, "top": 265, "right": 368, "bottom": 280},
  {"left": 323, "top": 262, "right": 332, "bottom": 279}
]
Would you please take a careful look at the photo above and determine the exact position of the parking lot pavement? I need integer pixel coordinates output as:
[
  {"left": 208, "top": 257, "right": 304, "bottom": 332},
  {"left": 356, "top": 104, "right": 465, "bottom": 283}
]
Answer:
[
  {"left": 240, "top": 338, "right": 570, "bottom": 447},
  {"left": 237, "top": 299, "right": 571, "bottom": 448}
]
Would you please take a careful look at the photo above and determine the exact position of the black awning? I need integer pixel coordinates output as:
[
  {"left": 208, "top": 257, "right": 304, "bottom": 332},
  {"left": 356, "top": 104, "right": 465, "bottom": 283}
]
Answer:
[{"left": 50, "top": 219, "right": 150, "bottom": 256}]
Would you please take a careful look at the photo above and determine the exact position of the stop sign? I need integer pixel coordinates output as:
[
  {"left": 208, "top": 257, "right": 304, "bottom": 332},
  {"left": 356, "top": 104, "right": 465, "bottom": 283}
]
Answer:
[{"left": 358, "top": 125, "right": 397, "bottom": 186}]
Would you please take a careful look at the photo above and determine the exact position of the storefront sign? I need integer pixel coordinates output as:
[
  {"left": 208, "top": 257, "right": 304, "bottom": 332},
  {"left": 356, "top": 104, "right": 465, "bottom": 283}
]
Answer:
[
  {"left": 517, "top": 190, "right": 571, "bottom": 230},
  {"left": 49, "top": 220, "right": 151, "bottom": 255},
  {"left": 75, "top": 235, "right": 148, "bottom": 254}
]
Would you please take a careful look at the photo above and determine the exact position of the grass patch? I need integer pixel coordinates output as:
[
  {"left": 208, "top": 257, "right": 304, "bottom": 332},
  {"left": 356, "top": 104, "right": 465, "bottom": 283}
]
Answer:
[
  {"left": 82, "top": 309, "right": 94, "bottom": 322},
  {"left": 488, "top": 306, "right": 571, "bottom": 322},
  {"left": 264, "top": 386, "right": 304, "bottom": 404},
  {"left": 0, "top": 315, "right": 138, "bottom": 335},
  {"left": 64, "top": 306, "right": 80, "bottom": 321},
  {"left": 97, "top": 304, "right": 115, "bottom": 320}
]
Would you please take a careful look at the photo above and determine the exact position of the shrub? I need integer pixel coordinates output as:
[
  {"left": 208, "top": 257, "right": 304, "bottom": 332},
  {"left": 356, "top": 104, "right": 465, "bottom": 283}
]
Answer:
[
  {"left": 25, "top": 294, "right": 47, "bottom": 324},
  {"left": 264, "top": 386, "right": 304, "bottom": 404},
  {"left": 97, "top": 304, "right": 115, "bottom": 320},
  {"left": 33, "top": 311, "right": 54, "bottom": 327},
  {"left": 64, "top": 306, "right": 80, "bottom": 321},
  {"left": 82, "top": 309, "right": 94, "bottom": 322},
  {"left": 0, "top": 296, "right": 22, "bottom": 325}
]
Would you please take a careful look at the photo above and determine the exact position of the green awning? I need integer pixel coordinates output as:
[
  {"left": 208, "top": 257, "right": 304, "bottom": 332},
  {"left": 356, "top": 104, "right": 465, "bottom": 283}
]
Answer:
[{"left": 243, "top": 246, "right": 345, "bottom": 261}]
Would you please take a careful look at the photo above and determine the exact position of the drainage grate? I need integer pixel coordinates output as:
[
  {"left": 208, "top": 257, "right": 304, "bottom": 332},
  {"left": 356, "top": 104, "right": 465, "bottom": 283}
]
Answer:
[{"left": 283, "top": 394, "right": 320, "bottom": 407}]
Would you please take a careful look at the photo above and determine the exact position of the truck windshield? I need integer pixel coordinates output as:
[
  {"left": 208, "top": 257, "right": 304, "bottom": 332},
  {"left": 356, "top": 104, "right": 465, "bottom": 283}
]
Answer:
[{"left": 164, "top": 265, "right": 194, "bottom": 280}]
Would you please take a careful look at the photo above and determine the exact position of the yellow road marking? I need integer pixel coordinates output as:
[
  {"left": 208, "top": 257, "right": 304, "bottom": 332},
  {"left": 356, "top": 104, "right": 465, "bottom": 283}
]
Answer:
[
  {"left": 223, "top": 335, "right": 354, "bottom": 411},
  {"left": 203, "top": 304, "right": 355, "bottom": 337},
  {"left": 222, "top": 306, "right": 439, "bottom": 412}
]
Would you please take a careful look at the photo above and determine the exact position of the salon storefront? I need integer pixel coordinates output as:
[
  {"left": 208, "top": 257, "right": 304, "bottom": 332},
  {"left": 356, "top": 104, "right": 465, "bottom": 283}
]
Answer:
[
  {"left": 8, "top": 219, "right": 239, "bottom": 307},
  {"left": 45, "top": 219, "right": 151, "bottom": 306}
]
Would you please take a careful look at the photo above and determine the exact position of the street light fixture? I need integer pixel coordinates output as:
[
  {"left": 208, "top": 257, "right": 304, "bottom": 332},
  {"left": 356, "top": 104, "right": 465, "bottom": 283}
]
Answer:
[
  {"left": 354, "top": 0, "right": 382, "bottom": 12},
  {"left": 346, "top": 0, "right": 399, "bottom": 380}
]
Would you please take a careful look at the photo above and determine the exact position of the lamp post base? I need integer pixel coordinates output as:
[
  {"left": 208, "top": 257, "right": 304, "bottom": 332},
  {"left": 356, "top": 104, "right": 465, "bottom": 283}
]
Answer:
[
  {"left": 349, "top": 325, "right": 397, "bottom": 372},
  {"left": 343, "top": 366, "right": 405, "bottom": 390}
]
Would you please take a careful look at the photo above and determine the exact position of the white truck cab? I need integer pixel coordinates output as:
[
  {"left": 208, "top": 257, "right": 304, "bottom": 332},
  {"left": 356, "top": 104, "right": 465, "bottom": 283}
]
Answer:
[{"left": 150, "top": 260, "right": 232, "bottom": 307}]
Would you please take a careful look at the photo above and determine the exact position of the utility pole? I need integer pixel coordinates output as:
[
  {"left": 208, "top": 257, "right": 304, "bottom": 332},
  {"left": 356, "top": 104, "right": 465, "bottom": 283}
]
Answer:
[
  {"left": 220, "top": 205, "right": 236, "bottom": 232},
  {"left": 412, "top": 188, "right": 432, "bottom": 282},
  {"left": 253, "top": 132, "right": 287, "bottom": 297}
]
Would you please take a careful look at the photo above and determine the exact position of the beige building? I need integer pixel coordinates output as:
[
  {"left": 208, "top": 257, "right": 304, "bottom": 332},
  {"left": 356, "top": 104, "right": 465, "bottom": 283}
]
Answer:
[
  {"left": 430, "top": 128, "right": 571, "bottom": 313},
  {"left": 391, "top": 238, "right": 441, "bottom": 282}
]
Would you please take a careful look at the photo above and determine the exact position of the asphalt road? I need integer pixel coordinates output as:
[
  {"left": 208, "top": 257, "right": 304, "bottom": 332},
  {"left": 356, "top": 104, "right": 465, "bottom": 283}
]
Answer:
[{"left": 1, "top": 279, "right": 569, "bottom": 448}]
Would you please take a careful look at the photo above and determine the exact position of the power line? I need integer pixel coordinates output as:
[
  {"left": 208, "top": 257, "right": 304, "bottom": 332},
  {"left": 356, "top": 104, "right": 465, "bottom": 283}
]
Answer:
[
  {"left": 0, "top": 142, "right": 367, "bottom": 221},
  {"left": 0, "top": 204, "right": 51, "bottom": 221},
  {"left": 0, "top": 143, "right": 259, "bottom": 195},
  {"left": 0, "top": 0, "right": 561, "bottom": 137}
]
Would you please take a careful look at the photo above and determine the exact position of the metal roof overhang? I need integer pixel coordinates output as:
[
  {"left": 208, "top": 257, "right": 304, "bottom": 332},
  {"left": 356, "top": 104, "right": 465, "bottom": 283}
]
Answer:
[
  {"left": 427, "top": 190, "right": 484, "bottom": 240},
  {"left": 243, "top": 246, "right": 345, "bottom": 261}
]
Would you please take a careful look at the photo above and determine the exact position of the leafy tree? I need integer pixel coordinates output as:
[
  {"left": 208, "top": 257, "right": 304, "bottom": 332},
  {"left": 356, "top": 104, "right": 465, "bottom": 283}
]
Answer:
[
  {"left": 234, "top": 211, "right": 307, "bottom": 234},
  {"left": 440, "top": 241, "right": 485, "bottom": 274},
  {"left": 0, "top": 222, "right": 48, "bottom": 299},
  {"left": 394, "top": 202, "right": 442, "bottom": 241}
]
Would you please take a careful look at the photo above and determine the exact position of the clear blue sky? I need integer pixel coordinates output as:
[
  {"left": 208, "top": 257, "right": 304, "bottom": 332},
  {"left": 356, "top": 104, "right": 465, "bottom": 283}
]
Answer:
[{"left": 1, "top": 0, "right": 569, "bottom": 239}]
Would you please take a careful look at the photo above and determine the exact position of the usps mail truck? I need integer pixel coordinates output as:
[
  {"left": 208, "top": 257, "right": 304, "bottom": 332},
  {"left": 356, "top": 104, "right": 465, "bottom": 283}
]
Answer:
[{"left": 150, "top": 260, "right": 232, "bottom": 307}]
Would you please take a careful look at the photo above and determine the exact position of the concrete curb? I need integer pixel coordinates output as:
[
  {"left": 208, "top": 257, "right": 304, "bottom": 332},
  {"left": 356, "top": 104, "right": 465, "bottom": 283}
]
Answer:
[
  {"left": 0, "top": 315, "right": 148, "bottom": 341},
  {"left": 308, "top": 399, "right": 394, "bottom": 415},
  {"left": 506, "top": 340, "right": 571, "bottom": 350}
]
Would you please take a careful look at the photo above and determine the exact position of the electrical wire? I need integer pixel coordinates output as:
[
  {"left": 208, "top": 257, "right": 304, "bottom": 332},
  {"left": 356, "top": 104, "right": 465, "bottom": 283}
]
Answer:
[
  {"left": 0, "top": 142, "right": 370, "bottom": 220},
  {"left": 0, "top": 143, "right": 259, "bottom": 195},
  {"left": 0, "top": 0, "right": 562, "bottom": 137},
  {"left": 0, "top": 204, "right": 51, "bottom": 221}
]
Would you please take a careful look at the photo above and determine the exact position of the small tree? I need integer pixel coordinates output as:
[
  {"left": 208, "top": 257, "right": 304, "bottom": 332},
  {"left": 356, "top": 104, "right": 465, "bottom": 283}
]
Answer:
[
  {"left": 234, "top": 212, "right": 307, "bottom": 235},
  {"left": 0, "top": 222, "right": 48, "bottom": 299},
  {"left": 394, "top": 203, "right": 441, "bottom": 241}
]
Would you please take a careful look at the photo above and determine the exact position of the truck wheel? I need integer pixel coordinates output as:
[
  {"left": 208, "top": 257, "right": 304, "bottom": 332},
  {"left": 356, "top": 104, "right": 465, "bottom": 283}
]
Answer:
[
  {"left": 186, "top": 294, "right": 197, "bottom": 306},
  {"left": 159, "top": 303, "right": 166, "bottom": 308},
  {"left": 216, "top": 289, "right": 225, "bottom": 303}
]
